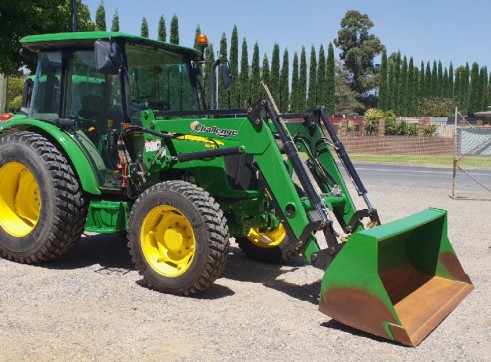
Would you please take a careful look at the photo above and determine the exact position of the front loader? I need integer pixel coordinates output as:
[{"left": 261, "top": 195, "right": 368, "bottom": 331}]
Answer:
[{"left": 0, "top": 31, "right": 473, "bottom": 346}]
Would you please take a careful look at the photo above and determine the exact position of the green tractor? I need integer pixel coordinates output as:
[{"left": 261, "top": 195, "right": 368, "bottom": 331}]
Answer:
[{"left": 0, "top": 31, "right": 473, "bottom": 346}]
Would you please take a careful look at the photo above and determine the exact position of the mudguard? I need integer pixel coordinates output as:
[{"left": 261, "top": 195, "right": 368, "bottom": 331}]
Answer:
[{"left": 0, "top": 117, "right": 101, "bottom": 195}]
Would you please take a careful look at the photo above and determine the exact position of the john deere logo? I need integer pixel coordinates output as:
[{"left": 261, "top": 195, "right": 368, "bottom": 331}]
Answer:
[{"left": 189, "top": 121, "right": 238, "bottom": 138}]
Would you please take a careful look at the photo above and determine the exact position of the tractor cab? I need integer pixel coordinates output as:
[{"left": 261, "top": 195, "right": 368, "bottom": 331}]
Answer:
[{"left": 20, "top": 32, "right": 205, "bottom": 189}]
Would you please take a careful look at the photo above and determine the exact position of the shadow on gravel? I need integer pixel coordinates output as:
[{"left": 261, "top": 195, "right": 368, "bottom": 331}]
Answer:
[
  {"left": 224, "top": 246, "right": 321, "bottom": 305},
  {"left": 134, "top": 277, "right": 235, "bottom": 300},
  {"left": 226, "top": 248, "right": 402, "bottom": 344},
  {"left": 321, "top": 319, "right": 402, "bottom": 346},
  {"left": 43, "top": 233, "right": 133, "bottom": 271}
]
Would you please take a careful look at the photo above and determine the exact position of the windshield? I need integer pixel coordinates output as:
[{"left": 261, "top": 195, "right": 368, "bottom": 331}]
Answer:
[{"left": 126, "top": 44, "right": 198, "bottom": 121}]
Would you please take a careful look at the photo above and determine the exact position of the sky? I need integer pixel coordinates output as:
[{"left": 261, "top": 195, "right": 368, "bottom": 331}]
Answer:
[{"left": 84, "top": 0, "right": 491, "bottom": 71}]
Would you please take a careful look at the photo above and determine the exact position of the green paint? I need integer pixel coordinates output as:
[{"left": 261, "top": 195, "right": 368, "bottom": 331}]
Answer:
[
  {"left": 85, "top": 200, "right": 129, "bottom": 233},
  {"left": 21, "top": 31, "right": 200, "bottom": 58},
  {"left": 0, "top": 119, "right": 101, "bottom": 195}
]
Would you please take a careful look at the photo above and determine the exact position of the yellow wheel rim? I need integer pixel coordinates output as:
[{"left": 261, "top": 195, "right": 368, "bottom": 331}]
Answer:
[
  {"left": 0, "top": 162, "right": 41, "bottom": 237},
  {"left": 140, "top": 205, "right": 196, "bottom": 277},
  {"left": 247, "top": 224, "right": 286, "bottom": 248}
]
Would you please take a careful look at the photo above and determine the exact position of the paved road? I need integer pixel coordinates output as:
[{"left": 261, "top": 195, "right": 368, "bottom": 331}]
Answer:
[{"left": 346, "top": 163, "right": 454, "bottom": 189}]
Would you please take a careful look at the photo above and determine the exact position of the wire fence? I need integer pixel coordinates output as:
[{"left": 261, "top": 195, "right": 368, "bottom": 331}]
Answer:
[{"left": 451, "top": 124, "right": 491, "bottom": 200}]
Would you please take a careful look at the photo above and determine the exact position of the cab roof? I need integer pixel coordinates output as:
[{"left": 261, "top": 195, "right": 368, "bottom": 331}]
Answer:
[{"left": 21, "top": 31, "right": 201, "bottom": 59}]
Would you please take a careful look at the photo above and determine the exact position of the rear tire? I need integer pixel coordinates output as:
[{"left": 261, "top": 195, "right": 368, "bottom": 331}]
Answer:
[
  {"left": 236, "top": 224, "right": 301, "bottom": 264},
  {"left": 0, "top": 131, "right": 88, "bottom": 263},
  {"left": 127, "top": 181, "right": 229, "bottom": 295}
]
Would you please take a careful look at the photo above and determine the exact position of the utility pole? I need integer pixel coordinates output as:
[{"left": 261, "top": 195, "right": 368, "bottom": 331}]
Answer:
[{"left": 71, "top": 0, "right": 77, "bottom": 32}]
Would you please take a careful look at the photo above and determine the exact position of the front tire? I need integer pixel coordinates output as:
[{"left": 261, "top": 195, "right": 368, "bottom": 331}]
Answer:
[
  {"left": 127, "top": 181, "right": 229, "bottom": 295},
  {"left": 236, "top": 224, "right": 301, "bottom": 264},
  {"left": 0, "top": 131, "right": 88, "bottom": 263}
]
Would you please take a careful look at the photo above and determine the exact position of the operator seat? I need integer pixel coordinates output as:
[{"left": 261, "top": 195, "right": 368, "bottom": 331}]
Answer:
[{"left": 79, "top": 95, "right": 107, "bottom": 131}]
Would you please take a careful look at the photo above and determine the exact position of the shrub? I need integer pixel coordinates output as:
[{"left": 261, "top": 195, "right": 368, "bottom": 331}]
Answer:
[
  {"left": 364, "top": 108, "right": 383, "bottom": 135},
  {"left": 424, "top": 123, "right": 438, "bottom": 137}
]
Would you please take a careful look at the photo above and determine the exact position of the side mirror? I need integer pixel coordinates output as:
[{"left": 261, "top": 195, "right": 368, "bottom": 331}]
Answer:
[
  {"left": 19, "top": 48, "right": 34, "bottom": 59},
  {"left": 94, "top": 41, "right": 121, "bottom": 75},
  {"left": 220, "top": 62, "right": 232, "bottom": 91}
]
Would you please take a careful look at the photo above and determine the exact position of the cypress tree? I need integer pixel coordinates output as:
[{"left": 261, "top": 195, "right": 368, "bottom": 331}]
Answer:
[
  {"left": 407, "top": 57, "right": 415, "bottom": 115},
  {"left": 261, "top": 54, "right": 270, "bottom": 100},
  {"left": 95, "top": 1, "right": 106, "bottom": 31},
  {"left": 170, "top": 15, "right": 179, "bottom": 44},
  {"left": 431, "top": 61, "right": 438, "bottom": 98},
  {"left": 299, "top": 47, "right": 307, "bottom": 111},
  {"left": 454, "top": 66, "right": 462, "bottom": 107},
  {"left": 239, "top": 38, "right": 250, "bottom": 106},
  {"left": 393, "top": 52, "right": 401, "bottom": 113},
  {"left": 437, "top": 61, "right": 443, "bottom": 97},
  {"left": 443, "top": 67, "right": 449, "bottom": 97},
  {"left": 415, "top": 61, "right": 424, "bottom": 113},
  {"left": 378, "top": 50, "right": 388, "bottom": 111},
  {"left": 307, "top": 46, "right": 317, "bottom": 107},
  {"left": 412, "top": 67, "right": 419, "bottom": 115},
  {"left": 489, "top": 71, "right": 491, "bottom": 106},
  {"left": 399, "top": 56, "right": 408, "bottom": 116},
  {"left": 203, "top": 43, "right": 215, "bottom": 107},
  {"left": 270, "top": 44, "right": 280, "bottom": 100},
  {"left": 387, "top": 60, "right": 395, "bottom": 111},
  {"left": 325, "top": 43, "right": 335, "bottom": 114},
  {"left": 290, "top": 52, "right": 299, "bottom": 112},
  {"left": 279, "top": 48, "right": 290, "bottom": 112},
  {"left": 219, "top": 33, "right": 229, "bottom": 108},
  {"left": 316, "top": 45, "right": 326, "bottom": 108},
  {"left": 449, "top": 63, "right": 454, "bottom": 97},
  {"left": 456, "top": 63, "right": 471, "bottom": 114},
  {"left": 250, "top": 43, "right": 261, "bottom": 105},
  {"left": 463, "top": 63, "right": 470, "bottom": 113},
  {"left": 479, "top": 66, "right": 488, "bottom": 111},
  {"left": 140, "top": 17, "right": 149, "bottom": 38},
  {"left": 488, "top": 71, "right": 491, "bottom": 108},
  {"left": 419, "top": 61, "right": 425, "bottom": 98},
  {"left": 110, "top": 9, "right": 119, "bottom": 32},
  {"left": 194, "top": 25, "right": 201, "bottom": 49},
  {"left": 229, "top": 26, "right": 239, "bottom": 108},
  {"left": 425, "top": 61, "right": 432, "bottom": 98},
  {"left": 469, "top": 62, "right": 480, "bottom": 114},
  {"left": 157, "top": 16, "right": 166, "bottom": 42}
]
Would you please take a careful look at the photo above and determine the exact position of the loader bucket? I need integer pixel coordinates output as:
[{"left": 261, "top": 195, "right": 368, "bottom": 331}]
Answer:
[{"left": 319, "top": 208, "right": 473, "bottom": 346}]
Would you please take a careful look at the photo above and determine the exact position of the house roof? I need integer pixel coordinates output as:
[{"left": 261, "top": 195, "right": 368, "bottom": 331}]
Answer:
[{"left": 474, "top": 110, "right": 491, "bottom": 117}]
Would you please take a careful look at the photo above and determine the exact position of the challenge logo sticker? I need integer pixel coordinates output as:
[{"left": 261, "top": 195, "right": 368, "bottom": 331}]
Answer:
[{"left": 190, "top": 121, "right": 238, "bottom": 137}]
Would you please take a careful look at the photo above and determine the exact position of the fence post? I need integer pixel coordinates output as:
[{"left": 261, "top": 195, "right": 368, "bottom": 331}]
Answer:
[
  {"left": 378, "top": 119, "right": 385, "bottom": 137},
  {"left": 418, "top": 119, "right": 425, "bottom": 137},
  {"left": 339, "top": 120, "right": 348, "bottom": 137}
]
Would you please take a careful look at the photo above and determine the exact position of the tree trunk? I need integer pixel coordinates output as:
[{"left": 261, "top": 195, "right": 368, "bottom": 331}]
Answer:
[{"left": 0, "top": 74, "right": 8, "bottom": 113}]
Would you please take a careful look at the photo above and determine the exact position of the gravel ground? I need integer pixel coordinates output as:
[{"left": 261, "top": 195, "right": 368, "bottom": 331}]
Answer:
[{"left": 1, "top": 178, "right": 490, "bottom": 361}]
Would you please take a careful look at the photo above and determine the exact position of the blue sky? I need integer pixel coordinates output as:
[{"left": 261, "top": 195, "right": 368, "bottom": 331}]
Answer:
[{"left": 85, "top": 0, "right": 491, "bottom": 71}]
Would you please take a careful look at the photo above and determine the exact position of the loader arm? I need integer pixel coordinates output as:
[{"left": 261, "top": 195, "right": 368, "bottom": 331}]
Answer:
[{"left": 242, "top": 97, "right": 473, "bottom": 347}]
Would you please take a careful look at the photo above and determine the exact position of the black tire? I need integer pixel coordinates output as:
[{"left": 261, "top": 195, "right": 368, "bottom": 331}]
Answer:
[
  {"left": 236, "top": 183, "right": 304, "bottom": 264},
  {"left": 236, "top": 227, "right": 301, "bottom": 264},
  {"left": 0, "top": 131, "right": 88, "bottom": 263},
  {"left": 127, "top": 180, "right": 229, "bottom": 295}
]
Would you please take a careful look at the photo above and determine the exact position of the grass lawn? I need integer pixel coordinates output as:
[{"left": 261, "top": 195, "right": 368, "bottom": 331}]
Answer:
[{"left": 347, "top": 154, "right": 491, "bottom": 169}]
